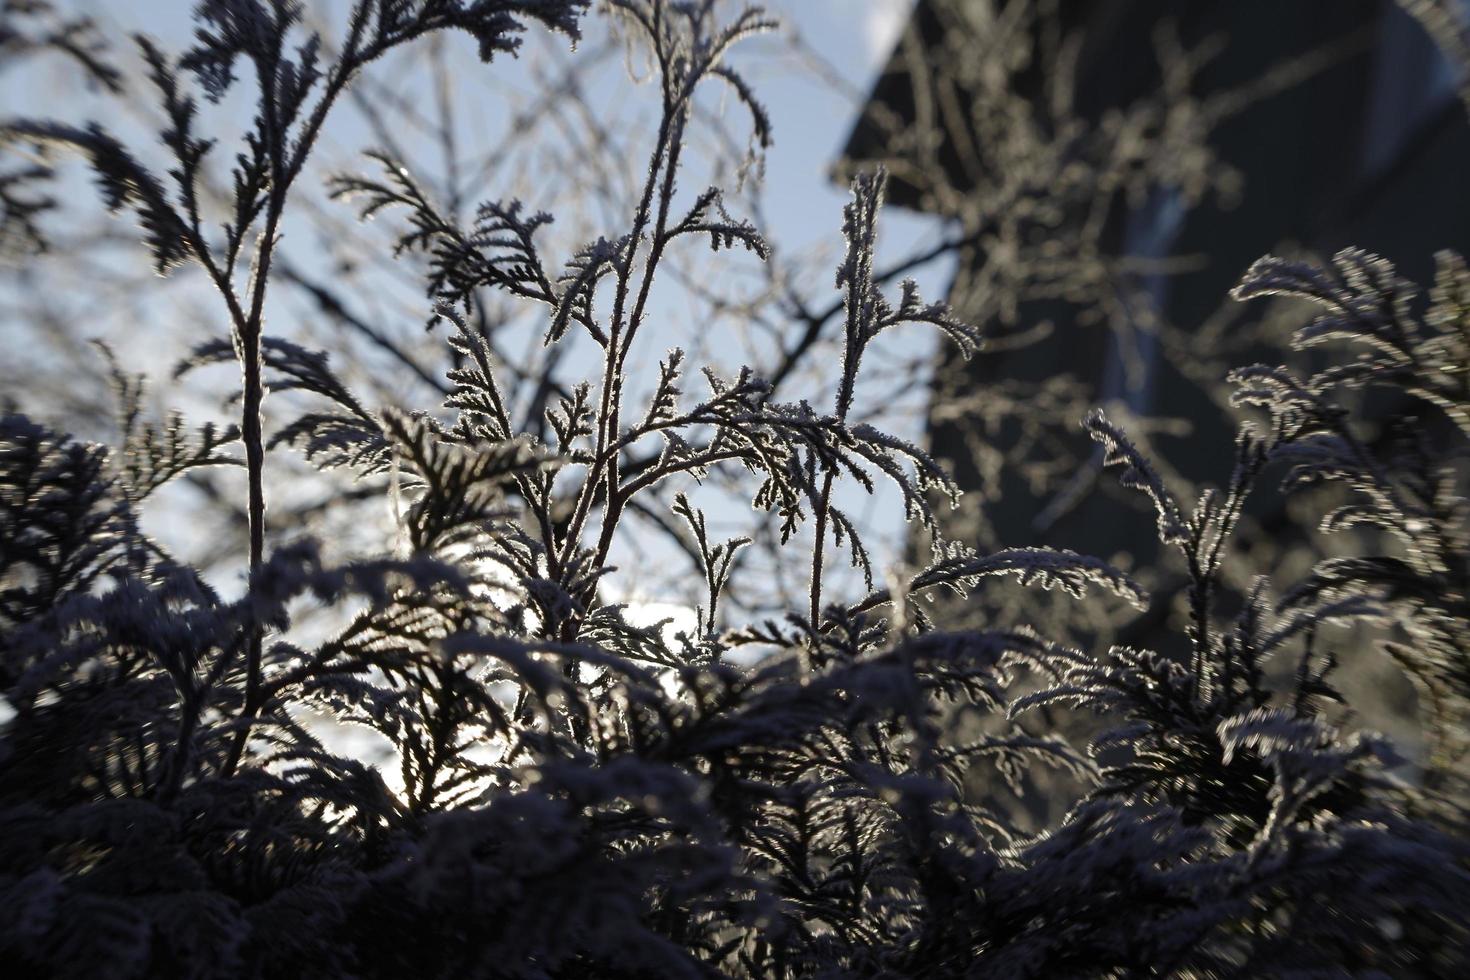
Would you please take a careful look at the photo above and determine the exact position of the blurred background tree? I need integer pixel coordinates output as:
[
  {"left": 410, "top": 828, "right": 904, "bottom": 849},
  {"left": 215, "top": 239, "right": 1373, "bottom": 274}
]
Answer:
[{"left": 836, "top": 0, "right": 1470, "bottom": 826}]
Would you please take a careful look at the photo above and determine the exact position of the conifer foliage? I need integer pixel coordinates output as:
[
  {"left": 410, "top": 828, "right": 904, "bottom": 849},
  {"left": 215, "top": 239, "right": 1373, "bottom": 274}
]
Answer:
[{"left": 1, "top": 2, "right": 1468, "bottom": 977}]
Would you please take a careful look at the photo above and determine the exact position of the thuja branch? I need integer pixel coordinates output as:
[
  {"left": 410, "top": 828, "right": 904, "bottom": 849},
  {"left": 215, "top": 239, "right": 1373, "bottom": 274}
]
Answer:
[
  {"left": 3, "top": 0, "right": 589, "bottom": 775},
  {"left": 556, "top": 3, "right": 776, "bottom": 605}
]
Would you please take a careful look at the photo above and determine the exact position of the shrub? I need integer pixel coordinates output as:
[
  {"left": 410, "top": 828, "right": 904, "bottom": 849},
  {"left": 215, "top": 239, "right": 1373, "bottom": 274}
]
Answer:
[{"left": 1, "top": 2, "right": 1466, "bottom": 976}]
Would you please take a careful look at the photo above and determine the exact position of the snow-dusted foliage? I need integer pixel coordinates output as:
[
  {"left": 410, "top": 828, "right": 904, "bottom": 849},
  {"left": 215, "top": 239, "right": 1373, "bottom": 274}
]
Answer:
[{"left": 0, "top": 2, "right": 1466, "bottom": 977}]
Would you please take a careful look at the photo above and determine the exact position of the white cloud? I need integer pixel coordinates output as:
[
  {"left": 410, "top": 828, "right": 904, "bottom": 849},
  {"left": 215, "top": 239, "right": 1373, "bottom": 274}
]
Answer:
[{"left": 861, "top": 0, "right": 916, "bottom": 65}]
